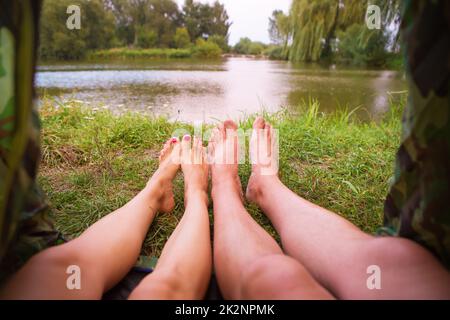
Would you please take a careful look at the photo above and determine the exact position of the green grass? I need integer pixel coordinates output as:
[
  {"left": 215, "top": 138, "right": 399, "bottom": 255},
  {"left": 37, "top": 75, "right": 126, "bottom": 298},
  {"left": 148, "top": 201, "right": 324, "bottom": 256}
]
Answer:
[
  {"left": 88, "top": 45, "right": 222, "bottom": 60},
  {"left": 88, "top": 48, "right": 193, "bottom": 60},
  {"left": 38, "top": 98, "right": 403, "bottom": 257}
]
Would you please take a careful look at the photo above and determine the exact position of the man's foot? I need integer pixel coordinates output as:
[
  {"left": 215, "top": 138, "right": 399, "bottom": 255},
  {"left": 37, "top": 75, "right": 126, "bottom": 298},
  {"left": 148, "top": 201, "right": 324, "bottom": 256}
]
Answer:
[
  {"left": 246, "top": 117, "right": 279, "bottom": 204},
  {"left": 147, "top": 137, "right": 181, "bottom": 213},
  {"left": 180, "top": 134, "right": 209, "bottom": 203},
  {"left": 209, "top": 120, "right": 243, "bottom": 199}
]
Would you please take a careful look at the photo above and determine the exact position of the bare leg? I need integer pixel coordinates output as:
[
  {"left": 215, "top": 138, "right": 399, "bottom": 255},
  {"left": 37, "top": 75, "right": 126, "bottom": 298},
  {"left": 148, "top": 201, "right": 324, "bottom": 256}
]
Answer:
[
  {"left": 0, "top": 138, "right": 181, "bottom": 299},
  {"left": 246, "top": 117, "right": 450, "bottom": 299},
  {"left": 210, "top": 120, "right": 333, "bottom": 300},
  {"left": 129, "top": 135, "right": 212, "bottom": 300}
]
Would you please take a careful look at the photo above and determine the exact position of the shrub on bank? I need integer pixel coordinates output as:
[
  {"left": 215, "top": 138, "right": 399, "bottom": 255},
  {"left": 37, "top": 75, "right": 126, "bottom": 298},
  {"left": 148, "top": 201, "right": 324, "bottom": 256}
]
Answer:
[
  {"left": 263, "top": 45, "right": 286, "bottom": 60},
  {"left": 191, "top": 39, "right": 222, "bottom": 59}
]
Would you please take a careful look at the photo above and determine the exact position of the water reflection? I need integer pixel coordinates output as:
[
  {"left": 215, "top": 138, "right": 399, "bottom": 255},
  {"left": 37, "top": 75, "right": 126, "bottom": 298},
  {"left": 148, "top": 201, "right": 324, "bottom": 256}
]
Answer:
[{"left": 36, "top": 57, "right": 406, "bottom": 123}]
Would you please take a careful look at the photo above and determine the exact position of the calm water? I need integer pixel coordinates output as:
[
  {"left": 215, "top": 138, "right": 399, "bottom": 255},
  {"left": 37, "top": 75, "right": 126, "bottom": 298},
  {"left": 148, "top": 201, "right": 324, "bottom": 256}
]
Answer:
[{"left": 36, "top": 57, "right": 406, "bottom": 123}]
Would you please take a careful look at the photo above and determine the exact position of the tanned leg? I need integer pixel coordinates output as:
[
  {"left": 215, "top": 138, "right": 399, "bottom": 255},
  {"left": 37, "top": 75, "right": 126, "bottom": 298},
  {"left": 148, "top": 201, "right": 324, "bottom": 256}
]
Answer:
[
  {"left": 0, "top": 138, "right": 181, "bottom": 299},
  {"left": 210, "top": 120, "right": 333, "bottom": 300},
  {"left": 129, "top": 135, "right": 212, "bottom": 300},
  {"left": 246, "top": 117, "right": 450, "bottom": 299}
]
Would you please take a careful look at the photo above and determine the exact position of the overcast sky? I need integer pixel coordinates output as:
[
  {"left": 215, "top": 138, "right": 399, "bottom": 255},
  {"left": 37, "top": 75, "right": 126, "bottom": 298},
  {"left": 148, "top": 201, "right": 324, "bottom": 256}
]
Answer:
[{"left": 175, "top": 0, "right": 292, "bottom": 45}]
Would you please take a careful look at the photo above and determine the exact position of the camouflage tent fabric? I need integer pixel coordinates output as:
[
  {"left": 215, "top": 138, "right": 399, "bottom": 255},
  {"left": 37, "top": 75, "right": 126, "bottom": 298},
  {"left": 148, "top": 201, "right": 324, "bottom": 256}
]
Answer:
[
  {"left": 382, "top": 0, "right": 450, "bottom": 269},
  {"left": 0, "top": 0, "right": 60, "bottom": 284}
]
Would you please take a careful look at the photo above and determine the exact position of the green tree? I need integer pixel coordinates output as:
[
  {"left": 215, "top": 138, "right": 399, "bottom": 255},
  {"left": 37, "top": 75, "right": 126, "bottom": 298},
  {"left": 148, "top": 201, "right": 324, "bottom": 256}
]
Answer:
[
  {"left": 83, "top": 0, "right": 116, "bottom": 49},
  {"left": 248, "top": 42, "right": 265, "bottom": 55},
  {"left": 174, "top": 27, "right": 191, "bottom": 48},
  {"left": 268, "top": 10, "right": 290, "bottom": 45},
  {"left": 289, "top": 0, "right": 340, "bottom": 62},
  {"left": 50, "top": 32, "right": 86, "bottom": 60},
  {"left": 233, "top": 38, "right": 266, "bottom": 55},
  {"left": 288, "top": 0, "right": 401, "bottom": 64},
  {"left": 136, "top": 26, "right": 158, "bottom": 48},
  {"left": 39, "top": 0, "right": 115, "bottom": 59},
  {"left": 208, "top": 34, "right": 229, "bottom": 52},
  {"left": 108, "top": 0, "right": 181, "bottom": 48},
  {"left": 182, "top": 0, "right": 231, "bottom": 45},
  {"left": 337, "top": 24, "right": 390, "bottom": 67},
  {"left": 146, "top": 0, "right": 181, "bottom": 47},
  {"left": 105, "top": 0, "right": 136, "bottom": 45},
  {"left": 268, "top": 10, "right": 290, "bottom": 59},
  {"left": 233, "top": 37, "right": 252, "bottom": 54},
  {"left": 208, "top": 1, "right": 232, "bottom": 40}
]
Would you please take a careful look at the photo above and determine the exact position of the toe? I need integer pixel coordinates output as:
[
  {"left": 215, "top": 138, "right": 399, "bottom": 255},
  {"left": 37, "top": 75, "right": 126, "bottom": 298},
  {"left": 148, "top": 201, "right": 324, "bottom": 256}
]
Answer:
[
  {"left": 181, "top": 134, "right": 191, "bottom": 164},
  {"left": 253, "top": 117, "right": 265, "bottom": 130},
  {"left": 171, "top": 139, "right": 181, "bottom": 165},
  {"left": 193, "top": 136, "right": 203, "bottom": 164},
  {"left": 266, "top": 124, "right": 272, "bottom": 139},
  {"left": 162, "top": 139, "right": 171, "bottom": 151},
  {"left": 265, "top": 125, "right": 273, "bottom": 154},
  {"left": 210, "top": 127, "right": 221, "bottom": 143},
  {"left": 196, "top": 136, "right": 204, "bottom": 151},
  {"left": 161, "top": 137, "right": 181, "bottom": 164},
  {"left": 218, "top": 123, "right": 226, "bottom": 139},
  {"left": 207, "top": 139, "right": 215, "bottom": 164},
  {"left": 159, "top": 138, "right": 174, "bottom": 161},
  {"left": 224, "top": 119, "right": 238, "bottom": 130},
  {"left": 224, "top": 119, "right": 238, "bottom": 139}
]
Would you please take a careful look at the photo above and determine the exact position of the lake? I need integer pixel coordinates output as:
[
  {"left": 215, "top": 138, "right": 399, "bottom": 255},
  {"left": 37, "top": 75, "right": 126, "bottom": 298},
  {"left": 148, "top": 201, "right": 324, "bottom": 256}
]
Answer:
[{"left": 36, "top": 57, "right": 406, "bottom": 123}]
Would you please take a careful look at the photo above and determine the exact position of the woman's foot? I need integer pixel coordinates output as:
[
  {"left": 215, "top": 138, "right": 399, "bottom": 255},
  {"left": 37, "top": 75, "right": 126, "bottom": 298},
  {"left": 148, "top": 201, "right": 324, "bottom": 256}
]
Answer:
[
  {"left": 246, "top": 117, "right": 280, "bottom": 204},
  {"left": 209, "top": 120, "right": 244, "bottom": 200},
  {"left": 146, "top": 137, "right": 181, "bottom": 213},
  {"left": 180, "top": 135, "right": 209, "bottom": 203}
]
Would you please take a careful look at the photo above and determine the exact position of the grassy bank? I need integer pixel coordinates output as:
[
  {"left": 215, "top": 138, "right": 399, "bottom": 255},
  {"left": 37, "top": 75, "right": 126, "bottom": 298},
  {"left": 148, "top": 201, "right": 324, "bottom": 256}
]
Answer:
[
  {"left": 38, "top": 99, "right": 403, "bottom": 257},
  {"left": 89, "top": 48, "right": 193, "bottom": 60},
  {"left": 88, "top": 43, "right": 222, "bottom": 60}
]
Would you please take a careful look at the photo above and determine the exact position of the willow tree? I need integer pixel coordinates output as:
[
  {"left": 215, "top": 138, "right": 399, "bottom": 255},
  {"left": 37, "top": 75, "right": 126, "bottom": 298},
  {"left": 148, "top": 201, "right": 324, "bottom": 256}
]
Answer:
[
  {"left": 289, "top": 0, "right": 342, "bottom": 62},
  {"left": 288, "top": 0, "right": 401, "bottom": 63},
  {"left": 269, "top": 10, "right": 291, "bottom": 58}
]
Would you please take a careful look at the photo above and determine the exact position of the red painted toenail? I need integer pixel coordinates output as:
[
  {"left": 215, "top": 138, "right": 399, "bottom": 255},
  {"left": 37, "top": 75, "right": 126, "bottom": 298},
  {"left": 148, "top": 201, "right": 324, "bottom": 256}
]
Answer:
[{"left": 171, "top": 137, "right": 178, "bottom": 143}]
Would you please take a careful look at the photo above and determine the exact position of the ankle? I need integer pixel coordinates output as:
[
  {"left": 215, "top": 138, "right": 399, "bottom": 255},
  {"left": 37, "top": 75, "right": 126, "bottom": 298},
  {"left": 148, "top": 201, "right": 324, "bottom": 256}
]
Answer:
[
  {"left": 184, "top": 178, "right": 207, "bottom": 194},
  {"left": 184, "top": 188, "right": 208, "bottom": 204},
  {"left": 211, "top": 172, "right": 238, "bottom": 191},
  {"left": 246, "top": 173, "right": 280, "bottom": 204},
  {"left": 147, "top": 172, "right": 167, "bottom": 188},
  {"left": 139, "top": 184, "right": 164, "bottom": 211}
]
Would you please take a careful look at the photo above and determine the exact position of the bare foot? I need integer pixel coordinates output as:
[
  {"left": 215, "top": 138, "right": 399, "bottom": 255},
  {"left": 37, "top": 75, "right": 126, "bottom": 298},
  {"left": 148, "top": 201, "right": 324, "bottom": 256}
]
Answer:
[
  {"left": 246, "top": 117, "right": 279, "bottom": 204},
  {"left": 146, "top": 137, "right": 181, "bottom": 213},
  {"left": 208, "top": 120, "right": 244, "bottom": 199},
  {"left": 180, "top": 134, "right": 209, "bottom": 204}
]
